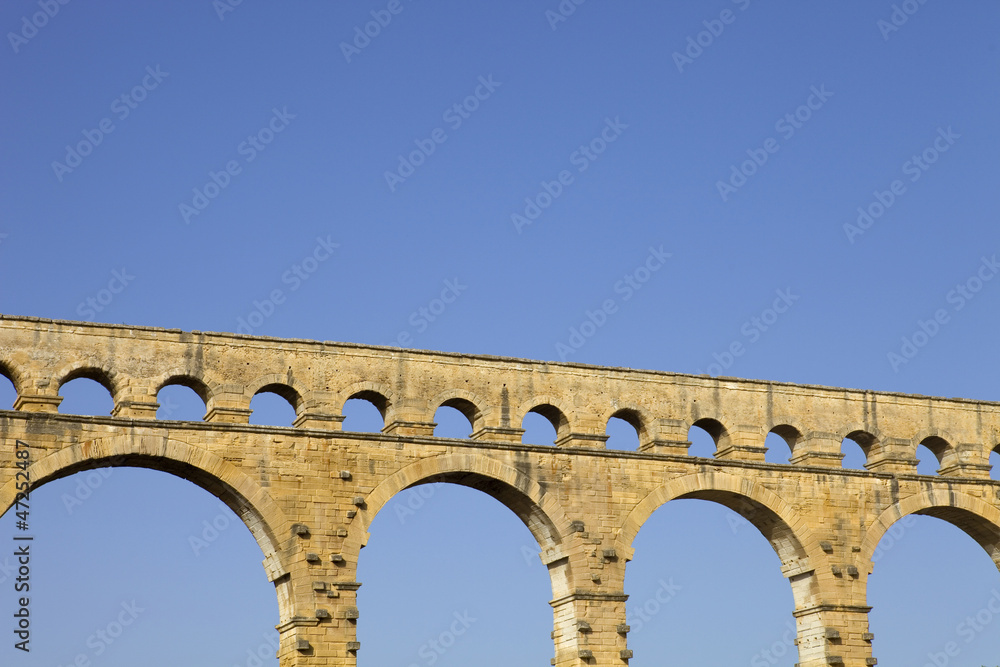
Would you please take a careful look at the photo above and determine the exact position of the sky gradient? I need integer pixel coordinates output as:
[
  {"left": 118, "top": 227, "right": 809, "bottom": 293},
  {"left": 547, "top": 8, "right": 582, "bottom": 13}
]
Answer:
[{"left": 2, "top": 1, "right": 1000, "bottom": 666}]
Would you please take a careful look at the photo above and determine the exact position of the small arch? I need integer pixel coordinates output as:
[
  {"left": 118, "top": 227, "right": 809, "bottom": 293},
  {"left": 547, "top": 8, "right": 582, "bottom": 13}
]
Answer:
[
  {"left": 432, "top": 404, "right": 474, "bottom": 439},
  {"left": 606, "top": 409, "right": 642, "bottom": 450},
  {"left": 439, "top": 396, "right": 481, "bottom": 432},
  {"left": 521, "top": 403, "right": 569, "bottom": 446},
  {"left": 765, "top": 424, "right": 800, "bottom": 464},
  {"left": 687, "top": 418, "right": 728, "bottom": 457},
  {"left": 0, "top": 363, "right": 16, "bottom": 409},
  {"left": 0, "top": 360, "right": 21, "bottom": 396},
  {"left": 156, "top": 374, "right": 212, "bottom": 405},
  {"left": 58, "top": 376, "right": 115, "bottom": 416},
  {"left": 247, "top": 377, "right": 303, "bottom": 413},
  {"left": 843, "top": 430, "right": 877, "bottom": 468},
  {"left": 841, "top": 436, "right": 868, "bottom": 470},
  {"left": 250, "top": 385, "right": 298, "bottom": 427},
  {"left": 991, "top": 445, "right": 1000, "bottom": 481},
  {"left": 58, "top": 365, "right": 117, "bottom": 399},
  {"left": 915, "top": 441, "right": 942, "bottom": 475},
  {"left": 428, "top": 389, "right": 487, "bottom": 433},
  {"left": 156, "top": 384, "right": 207, "bottom": 421},
  {"left": 337, "top": 381, "right": 393, "bottom": 419},
  {"left": 343, "top": 390, "right": 389, "bottom": 433}
]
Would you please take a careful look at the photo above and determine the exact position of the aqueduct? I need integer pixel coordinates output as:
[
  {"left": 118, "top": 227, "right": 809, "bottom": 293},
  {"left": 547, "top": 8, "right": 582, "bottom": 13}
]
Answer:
[{"left": 2, "top": 314, "right": 1000, "bottom": 666}]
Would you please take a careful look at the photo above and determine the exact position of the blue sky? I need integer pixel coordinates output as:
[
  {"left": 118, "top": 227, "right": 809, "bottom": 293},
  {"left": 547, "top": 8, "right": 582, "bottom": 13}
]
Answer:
[{"left": 1, "top": 1, "right": 1000, "bottom": 665}]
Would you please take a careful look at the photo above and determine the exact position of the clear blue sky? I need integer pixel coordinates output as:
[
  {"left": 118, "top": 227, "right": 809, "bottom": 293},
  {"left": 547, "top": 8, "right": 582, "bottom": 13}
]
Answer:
[{"left": 2, "top": 1, "right": 1000, "bottom": 665}]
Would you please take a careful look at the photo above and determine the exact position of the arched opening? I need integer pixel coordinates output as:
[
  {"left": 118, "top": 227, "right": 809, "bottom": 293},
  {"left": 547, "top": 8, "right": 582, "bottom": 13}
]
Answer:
[
  {"left": 606, "top": 410, "right": 642, "bottom": 451},
  {"left": 687, "top": 419, "right": 725, "bottom": 458},
  {"left": 521, "top": 404, "right": 566, "bottom": 446},
  {"left": 343, "top": 391, "right": 389, "bottom": 433},
  {"left": 765, "top": 426, "right": 799, "bottom": 464},
  {"left": 156, "top": 378, "right": 208, "bottom": 421},
  {"left": 59, "top": 372, "right": 115, "bottom": 415},
  {"left": 250, "top": 384, "right": 298, "bottom": 427},
  {"left": 991, "top": 447, "right": 1000, "bottom": 481},
  {"left": 868, "top": 510, "right": 1000, "bottom": 665},
  {"left": 433, "top": 404, "right": 474, "bottom": 439},
  {"left": 357, "top": 480, "right": 556, "bottom": 666},
  {"left": 625, "top": 491, "right": 801, "bottom": 665},
  {"left": 0, "top": 365, "right": 15, "bottom": 409},
  {"left": 0, "top": 466, "right": 280, "bottom": 665},
  {"left": 915, "top": 443, "right": 941, "bottom": 475},
  {"left": 841, "top": 435, "right": 869, "bottom": 470}
]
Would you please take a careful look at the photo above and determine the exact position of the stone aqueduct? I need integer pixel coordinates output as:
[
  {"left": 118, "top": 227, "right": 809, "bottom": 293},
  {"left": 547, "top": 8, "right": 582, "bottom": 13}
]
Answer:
[{"left": 2, "top": 315, "right": 1000, "bottom": 666}]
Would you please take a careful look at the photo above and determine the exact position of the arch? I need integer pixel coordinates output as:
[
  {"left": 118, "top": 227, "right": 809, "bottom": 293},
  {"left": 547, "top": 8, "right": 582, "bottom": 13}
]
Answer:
[
  {"left": 843, "top": 429, "right": 879, "bottom": 465},
  {"left": 0, "top": 434, "right": 294, "bottom": 622},
  {"left": 614, "top": 471, "right": 819, "bottom": 608},
  {"left": 517, "top": 395, "right": 572, "bottom": 441},
  {"left": 345, "top": 453, "right": 575, "bottom": 597},
  {"left": 768, "top": 424, "right": 802, "bottom": 456},
  {"left": 55, "top": 362, "right": 118, "bottom": 399},
  {"left": 0, "top": 359, "right": 22, "bottom": 396},
  {"left": 862, "top": 490, "right": 1000, "bottom": 572},
  {"left": 428, "top": 388, "right": 487, "bottom": 433},
  {"left": 608, "top": 407, "right": 646, "bottom": 442},
  {"left": 606, "top": 408, "right": 643, "bottom": 450},
  {"left": 155, "top": 373, "right": 214, "bottom": 405},
  {"left": 248, "top": 375, "right": 304, "bottom": 413},
  {"left": 339, "top": 381, "right": 393, "bottom": 421},
  {"left": 689, "top": 417, "right": 730, "bottom": 456},
  {"left": 916, "top": 434, "right": 953, "bottom": 474}
]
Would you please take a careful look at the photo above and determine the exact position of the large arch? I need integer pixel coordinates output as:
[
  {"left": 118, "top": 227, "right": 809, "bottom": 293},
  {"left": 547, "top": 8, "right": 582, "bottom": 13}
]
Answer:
[
  {"left": 614, "top": 471, "right": 820, "bottom": 607},
  {"left": 861, "top": 490, "right": 1000, "bottom": 572},
  {"left": 0, "top": 433, "right": 294, "bottom": 622},
  {"left": 345, "top": 452, "right": 576, "bottom": 597}
]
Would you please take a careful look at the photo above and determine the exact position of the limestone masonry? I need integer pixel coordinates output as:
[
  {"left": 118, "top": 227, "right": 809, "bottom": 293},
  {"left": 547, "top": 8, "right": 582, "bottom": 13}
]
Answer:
[{"left": 1, "top": 314, "right": 999, "bottom": 666}]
